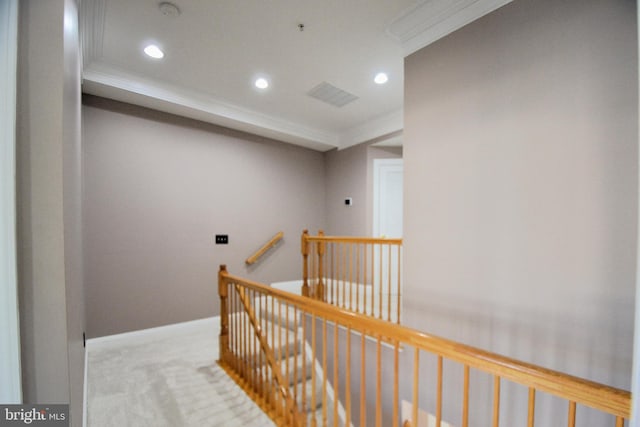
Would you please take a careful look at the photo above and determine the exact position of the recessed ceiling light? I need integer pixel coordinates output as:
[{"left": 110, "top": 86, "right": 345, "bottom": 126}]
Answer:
[
  {"left": 374, "top": 72, "right": 389, "bottom": 85},
  {"left": 144, "top": 44, "right": 164, "bottom": 59},
  {"left": 255, "top": 78, "right": 269, "bottom": 89}
]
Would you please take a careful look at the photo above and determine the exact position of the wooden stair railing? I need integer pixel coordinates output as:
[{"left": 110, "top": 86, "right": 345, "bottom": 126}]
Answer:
[
  {"left": 233, "top": 282, "right": 304, "bottom": 426},
  {"left": 219, "top": 265, "right": 631, "bottom": 427},
  {"left": 302, "top": 229, "right": 403, "bottom": 323},
  {"left": 246, "top": 231, "right": 284, "bottom": 265},
  {"left": 219, "top": 265, "right": 304, "bottom": 426}
]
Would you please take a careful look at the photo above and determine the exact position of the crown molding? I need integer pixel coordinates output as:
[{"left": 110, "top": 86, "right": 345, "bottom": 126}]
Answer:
[
  {"left": 79, "top": 0, "right": 106, "bottom": 69},
  {"left": 387, "top": 0, "right": 513, "bottom": 56},
  {"left": 338, "top": 109, "right": 403, "bottom": 150},
  {"left": 82, "top": 62, "right": 339, "bottom": 151}
]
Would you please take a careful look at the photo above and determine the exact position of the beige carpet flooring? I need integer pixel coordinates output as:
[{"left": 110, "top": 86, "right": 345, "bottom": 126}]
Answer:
[{"left": 86, "top": 317, "right": 275, "bottom": 427}]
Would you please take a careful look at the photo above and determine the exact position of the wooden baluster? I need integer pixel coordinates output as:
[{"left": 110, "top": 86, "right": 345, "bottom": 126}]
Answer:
[
  {"left": 462, "top": 365, "right": 469, "bottom": 427},
  {"left": 370, "top": 243, "right": 375, "bottom": 317},
  {"left": 492, "top": 376, "right": 500, "bottom": 427},
  {"left": 317, "top": 230, "right": 325, "bottom": 302},
  {"left": 302, "top": 230, "right": 310, "bottom": 297},
  {"left": 412, "top": 349, "right": 419, "bottom": 427},
  {"left": 253, "top": 289, "right": 258, "bottom": 396},
  {"left": 337, "top": 242, "right": 341, "bottom": 307},
  {"left": 302, "top": 311, "right": 307, "bottom": 419},
  {"left": 229, "top": 284, "right": 234, "bottom": 369},
  {"left": 218, "top": 265, "right": 229, "bottom": 364},
  {"left": 293, "top": 306, "right": 298, "bottom": 405},
  {"left": 397, "top": 244, "right": 401, "bottom": 324},
  {"left": 356, "top": 243, "right": 361, "bottom": 314},
  {"left": 334, "top": 322, "right": 339, "bottom": 427},
  {"left": 393, "top": 341, "right": 400, "bottom": 427},
  {"left": 279, "top": 300, "right": 284, "bottom": 419},
  {"left": 387, "top": 244, "right": 392, "bottom": 322},
  {"left": 247, "top": 291, "right": 255, "bottom": 397},
  {"left": 250, "top": 290, "right": 254, "bottom": 394},
  {"left": 309, "top": 239, "right": 318, "bottom": 299},
  {"left": 286, "top": 303, "right": 291, "bottom": 423},
  {"left": 376, "top": 336, "right": 382, "bottom": 427},
  {"left": 528, "top": 388, "right": 536, "bottom": 427},
  {"left": 238, "top": 285, "right": 243, "bottom": 377},
  {"left": 615, "top": 417, "right": 624, "bottom": 427},
  {"left": 348, "top": 243, "right": 353, "bottom": 311},
  {"left": 255, "top": 291, "right": 260, "bottom": 398},
  {"left": 262, "top": 295, "right": 268, "bottom": 406},
  {"left": 361, "top": 333, "right": 366, "bottom": 427},
  {"left": 567, "top": 401, "right": 576, "bottom": 427},
  {"left": 346, "top": 327, "right": 352, "bottom": 427},
  {"left": 332, "top": 243, "right": 337, "bottom": 305},
  {"left": 336, "top": 242, "right": 340, "bottom": 308},
  {"left": 311, "top": 314, "right": 317, "bottom": 427},
  {"left": 237, "top": 286, "right": 242, "bottom": 373},
  {"left": 272, "top": 294, "right": 278, "bottom": 414},
  {"left": 378, "top": 244, "right": 383, "bottom": 320},
  {"left": 227, "top": 280, "right": 232, "bottom": 367},
  {"left": 342, "top": 243, "right": 347, "bottom": 309},
  {"left": 436, "top": 356, "right": 443, "bottom": 427},
  {"left": 244, "top": 287, "right": 249, "bottom": 383},
  {"left": 363, "top": 243, "right": 368, "bottom": 316},
  {"left": 322, "top": 318, "right": 328, "bottom": 427},
  {"left": 249, "top": 289, "right": 254, "bottom": 396}
]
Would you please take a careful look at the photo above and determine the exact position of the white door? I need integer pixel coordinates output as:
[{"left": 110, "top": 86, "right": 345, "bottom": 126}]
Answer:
[
  {"left": 372, "top": 159, "right": 403, "bottom": 320},
  {"left": 373, "top": 158, "right": 403, "bottom": 238}
]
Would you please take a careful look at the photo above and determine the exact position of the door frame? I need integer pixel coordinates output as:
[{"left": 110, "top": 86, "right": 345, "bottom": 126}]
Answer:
[
  {"left": 372, "top": 158, "right": 403, "bottom": 237},
  {"left": 0, "top": 0, "right": 22, "bottom": 403}
]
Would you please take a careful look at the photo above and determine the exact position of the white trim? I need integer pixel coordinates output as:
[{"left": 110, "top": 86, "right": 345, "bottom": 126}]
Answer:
[
  {"left": 82, "top": 63, "right": 339, "bottom": 152},
  {"left": 338, "top": 109, "right": 403, "bottom": 150},
  {"left": 82, "top": 341, "right": 88, "bottom": 427},
  {"left": 0, "top": 0, "right": 22, "bottom": 404},
  {"left": 86, "top": 317, "right": 217, "bottom": 350},
  {"left": 630, "top": 3, "right": 640, "bottom": 425},
  {"left": 79, "top": 0, "right": 106, "bottom": 69},
  {"left": 387, "top": 0, "right": 514, "bottom": 56}
]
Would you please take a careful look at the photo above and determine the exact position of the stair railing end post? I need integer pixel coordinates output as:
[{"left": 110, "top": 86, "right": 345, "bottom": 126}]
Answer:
[
  {"left": 301, "top": 230, "right": 310, "bottom": 297},
  {"left": 218, "top": 264, "right": 229, "bottom": 364}
]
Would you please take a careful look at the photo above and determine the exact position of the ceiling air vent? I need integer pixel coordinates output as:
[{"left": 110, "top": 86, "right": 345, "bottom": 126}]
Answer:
[{"left": 307, "top": 82, "right": 359, "bottom": 108}]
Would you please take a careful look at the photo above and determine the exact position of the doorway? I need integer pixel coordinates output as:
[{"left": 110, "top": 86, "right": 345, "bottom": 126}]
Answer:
[{"left": 373, "top": 158, "right": 403, "bottom": 238}]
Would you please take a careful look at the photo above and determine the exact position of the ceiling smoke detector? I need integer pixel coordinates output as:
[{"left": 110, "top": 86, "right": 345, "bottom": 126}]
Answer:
[{"left": 159, "top": 2, "right": 181, "bottom": 18}]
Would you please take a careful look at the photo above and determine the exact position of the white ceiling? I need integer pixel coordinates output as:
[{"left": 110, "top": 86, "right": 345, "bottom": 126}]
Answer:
[{"left": 80, "top": 0, "right": 512, "bottom": 151}]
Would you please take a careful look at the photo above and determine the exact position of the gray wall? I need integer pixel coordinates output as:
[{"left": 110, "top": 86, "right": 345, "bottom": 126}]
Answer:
[
  {"left": 17, "top": 0, "right": 85, "bottom": 425},
  {"left": 404, "top": 0, "right": 636, "bottom": 423},
  {"left": 324, "top": 138, "right": 402, "bottom": 235},
  {"left": 83, "top": 96, "right": 326, "bottom": 338}
]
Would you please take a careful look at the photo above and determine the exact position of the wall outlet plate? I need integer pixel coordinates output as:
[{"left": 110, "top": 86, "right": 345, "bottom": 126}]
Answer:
[
  {"left": 215, "top": 234, "right": 229, "bottom": 244},
  {"left": 345, "top": 197, "right": 353, "bottom": 206}
]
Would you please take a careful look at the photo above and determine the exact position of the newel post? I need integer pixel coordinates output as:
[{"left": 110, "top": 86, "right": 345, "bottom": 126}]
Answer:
[
  {"left": 316, "top": 229, "right": 325, "bottom": 301},
  {"left": 301, "top": 230, "right": 310, "bottom": 297},
  {"left": 218, "top": 264, "right": 229, "bottom": 364}
]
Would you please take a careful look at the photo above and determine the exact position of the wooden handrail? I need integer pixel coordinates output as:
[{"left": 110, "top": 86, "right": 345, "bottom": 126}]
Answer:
[
  {"left": 245, "top": 231, "right": 284, "bottom": 265},
  {"left": 220, "top": 266, "right": 631, "bottom": 419},
  {"left": 304, "top": 234, "right": 402, "bottom": 245}
]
